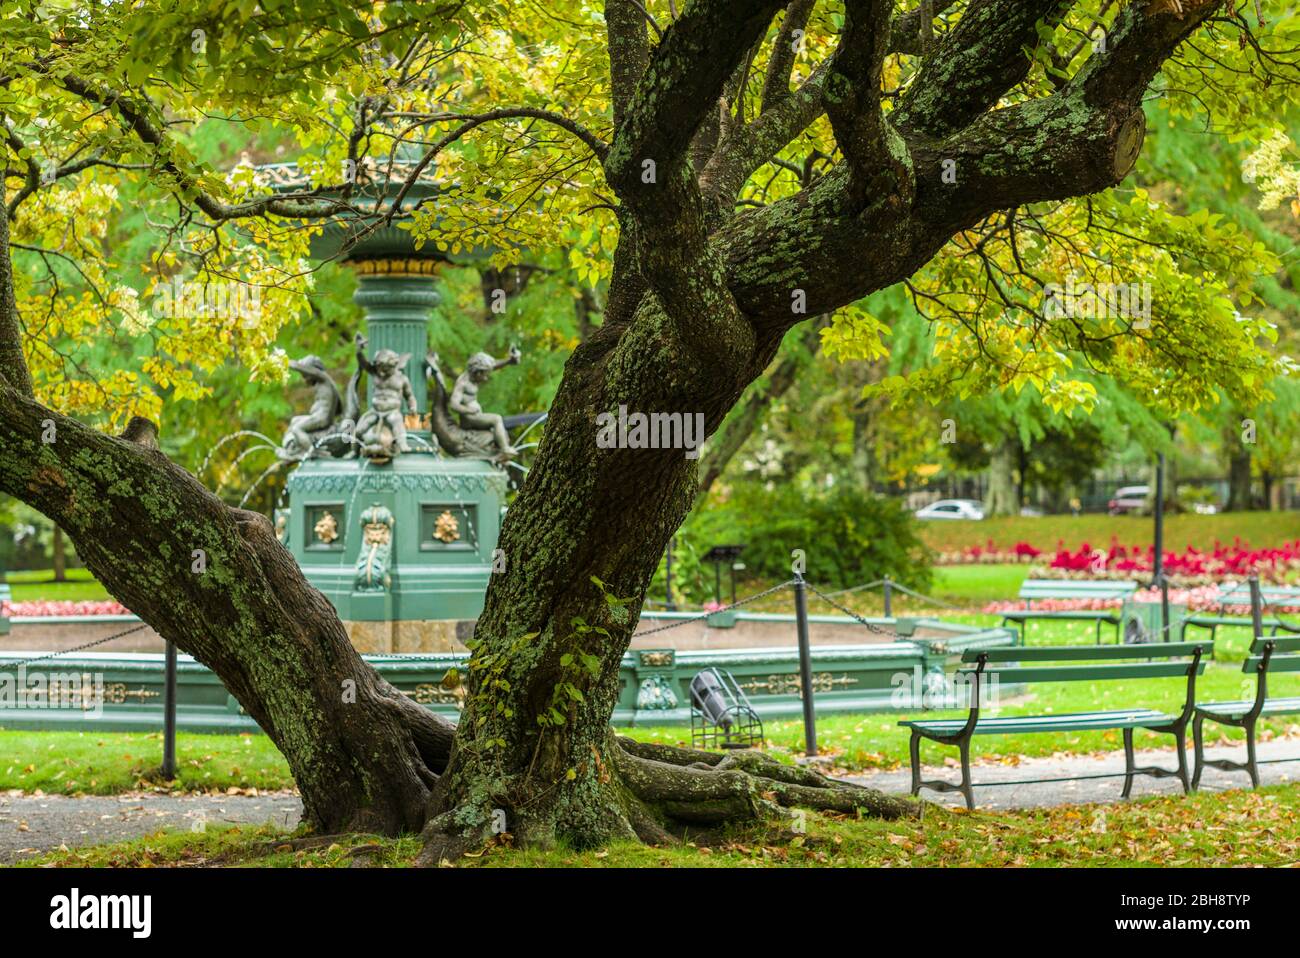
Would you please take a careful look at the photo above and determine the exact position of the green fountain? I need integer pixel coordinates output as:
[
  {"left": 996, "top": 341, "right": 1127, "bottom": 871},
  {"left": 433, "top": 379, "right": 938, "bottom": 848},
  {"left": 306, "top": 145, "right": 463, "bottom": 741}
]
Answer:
[{"left": 259, "top": 159, "right": 522, "bottom": 654}]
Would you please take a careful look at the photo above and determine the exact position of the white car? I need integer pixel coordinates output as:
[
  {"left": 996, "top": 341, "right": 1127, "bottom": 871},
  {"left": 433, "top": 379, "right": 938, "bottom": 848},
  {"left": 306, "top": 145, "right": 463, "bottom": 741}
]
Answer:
[
  {"left": 1108, "top": 485, "right": 1149, "bottom": 516},
  {"left": 915, "top": 499, "right": 985, "bottom": 520}
]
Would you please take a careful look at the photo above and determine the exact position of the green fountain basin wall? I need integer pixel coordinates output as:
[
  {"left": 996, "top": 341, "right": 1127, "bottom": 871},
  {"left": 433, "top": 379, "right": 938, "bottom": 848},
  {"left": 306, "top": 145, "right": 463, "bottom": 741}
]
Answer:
[
  {"left": 0, "top": 617, "right": 1016, "bottom": 732},
  {"left": 285, "top": 454, "right": 508, "bottom": 622}
]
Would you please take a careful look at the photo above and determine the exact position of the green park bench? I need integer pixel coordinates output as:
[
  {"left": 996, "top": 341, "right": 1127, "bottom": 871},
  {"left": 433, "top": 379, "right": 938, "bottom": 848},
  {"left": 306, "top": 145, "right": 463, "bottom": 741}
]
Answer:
[
  {"left": 1180, "top": 582, "right": 1300, "bottom": 643},
  {"left": 1192, "top": 634, "right": 1300, "bottom": 789},
  {"left": 899, "top": 642, "right": 1207, "bottom": 810},
  {"left": 999, "top": 578, "right": 1140, "bottom": 644}
]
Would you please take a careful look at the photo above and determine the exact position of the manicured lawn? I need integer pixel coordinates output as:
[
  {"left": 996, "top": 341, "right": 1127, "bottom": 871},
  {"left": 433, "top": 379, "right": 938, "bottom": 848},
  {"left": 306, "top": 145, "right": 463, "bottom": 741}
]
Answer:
[
  {"left": 929, "top": 562, "right": 1029, "bottom": 606},
  {"left": 916, "top": 511, "right": 1300, "bottom": 555},
  {"left": 21, "top": 783, "right": 1300, "bottom": 867},
  {"left": 0, "top": 730, "right": 292, "bottom": 794},
  {"left": 4, "top": 568, "right": 112, "bottom": 603}
]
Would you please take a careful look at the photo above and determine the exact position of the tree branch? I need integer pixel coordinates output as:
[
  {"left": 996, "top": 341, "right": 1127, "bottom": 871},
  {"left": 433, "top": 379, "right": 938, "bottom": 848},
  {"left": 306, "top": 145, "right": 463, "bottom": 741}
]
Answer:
[
  {"left": 761, "top": 0, "right": 818, "bottom": 111},
  {"left": 893, "top": 0, "right": 1073, "bottom": 139}
]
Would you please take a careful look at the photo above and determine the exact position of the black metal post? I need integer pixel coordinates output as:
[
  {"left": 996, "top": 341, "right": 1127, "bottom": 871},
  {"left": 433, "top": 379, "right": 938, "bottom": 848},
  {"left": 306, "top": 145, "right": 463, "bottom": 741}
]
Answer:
[
  {"left": 162, "top": 640, "right": 177, "bottom": 779},
  {"left": 793, "top": 573, "right": 817, "bottom": 757},
  {"left": 713, "top": 561, "right": 722, "bottom": 606},
  {"left": 729, "top": 564, "right": 737, "bottom": 606},
  {"left": 1160, "top": 574, "right": 1171, "bottom": 643},
  {"left": 1152, "top": 452, "right": 1166, "bottom": 586},
  {"left": 1249, "top": 575, "right": 1264, "bottom": 640},
  {"left": 665, "top": 537, "right": 676, "bottom": 612},
  {"left": 883, "top": 575, "right": 893, "bottom": 618}
]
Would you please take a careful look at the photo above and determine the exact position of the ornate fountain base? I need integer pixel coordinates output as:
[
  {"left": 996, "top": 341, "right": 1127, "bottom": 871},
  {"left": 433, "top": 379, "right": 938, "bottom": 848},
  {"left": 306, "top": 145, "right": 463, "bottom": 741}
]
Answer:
[
  {"left": 342, "top": 618, "right": 474, "bottom": 654},
  {"left": 280, "top": 451, "right": 507, "bottom": 647}
]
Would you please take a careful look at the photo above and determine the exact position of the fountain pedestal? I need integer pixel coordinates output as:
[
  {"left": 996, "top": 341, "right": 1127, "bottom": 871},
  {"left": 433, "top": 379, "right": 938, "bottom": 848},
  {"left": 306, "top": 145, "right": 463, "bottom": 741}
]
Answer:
[{"left": 283, "top": 454, "right": 507, "bottom": 652}]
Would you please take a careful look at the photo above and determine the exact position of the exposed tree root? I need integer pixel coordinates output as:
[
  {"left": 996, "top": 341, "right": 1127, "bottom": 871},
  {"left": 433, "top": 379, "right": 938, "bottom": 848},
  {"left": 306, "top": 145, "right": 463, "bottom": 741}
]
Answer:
[
  {"left": 613, "top": 740, "right": 919, "bottom": 825},
  {"left": 414, "top": 736, "right": 920, "bottom": 864}
]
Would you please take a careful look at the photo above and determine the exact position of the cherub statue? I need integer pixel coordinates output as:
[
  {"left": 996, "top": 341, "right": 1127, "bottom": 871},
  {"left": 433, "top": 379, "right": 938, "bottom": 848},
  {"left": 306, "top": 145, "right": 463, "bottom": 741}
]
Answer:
[
  {"left": 351, "top": 333, "right": 417, "bottom": 458},
  {"left": 424, "top": 345, "right": 522, "bottom": 463},
  {"left": 451, "top": 346, "right": 522, "bottom": 457},
  {"left": 277, "top": 356, "right": 344, "bottom": 461}
]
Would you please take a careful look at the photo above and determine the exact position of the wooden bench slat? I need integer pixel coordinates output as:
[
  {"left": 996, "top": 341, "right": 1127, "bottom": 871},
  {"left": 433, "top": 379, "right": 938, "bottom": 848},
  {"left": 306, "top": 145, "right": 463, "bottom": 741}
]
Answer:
[
  {"left": 963, "top": 642, "right": 1206, "bottom": 663},
  {"left": 958, "top": 661, "right": 1204, "bottom": 684},
  {"left": 1000, "top": 611, "right": 1119, "bottom": 621},
  {"left": 901, "top": 709, "right": 1172, "bottom": 735},
  {"left": 1250, "top": 636, "right": 1300, "bottom": 654},
  {"left": 1018, "top": 579, "right": 1138, "bottom": 598},
  {"left": 1195, "top": 696, "right": 1300, "bottom": 718},
  {"left": 1243, "top": 653, "right": 1300, "bottom": 674}
]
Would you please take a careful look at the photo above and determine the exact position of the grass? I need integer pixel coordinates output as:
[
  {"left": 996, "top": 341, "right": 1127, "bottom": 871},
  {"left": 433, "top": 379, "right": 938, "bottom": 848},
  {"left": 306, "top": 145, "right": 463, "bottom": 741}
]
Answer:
[
  {"left": 0, "top": 730, "right": 293, "bottom": 794},
  {"left": 4, "top": 568, "right": 112, "bottom": 603},
  {"left": 928, "top": 562, "right": 1029, "bottom": 606},
  {"left": 20, "top": 783, "right": 1300, "bottom": 867},
  {"left": 916, "top": 511, "right": 1300, "bottom": 555}
]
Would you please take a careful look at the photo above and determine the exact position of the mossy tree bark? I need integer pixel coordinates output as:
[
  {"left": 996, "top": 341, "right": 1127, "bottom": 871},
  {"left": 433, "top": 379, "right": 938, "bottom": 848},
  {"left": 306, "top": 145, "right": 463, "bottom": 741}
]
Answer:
[
  {"left": 0, "top": 1, "right": 1229, "bottom": 850},
  {"left": 0, "top": 393, "right": 455, "bottom": 835}
]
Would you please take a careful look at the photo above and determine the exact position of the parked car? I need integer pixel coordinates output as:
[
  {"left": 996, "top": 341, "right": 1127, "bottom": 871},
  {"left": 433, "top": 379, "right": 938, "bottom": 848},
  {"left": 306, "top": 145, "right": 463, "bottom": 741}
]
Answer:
[
  {"left": 915, "top": 499, "right": 985, "bottom": 520},
  {"left": 1108, "top": 485, "right": 1149, "bottom": 515}
]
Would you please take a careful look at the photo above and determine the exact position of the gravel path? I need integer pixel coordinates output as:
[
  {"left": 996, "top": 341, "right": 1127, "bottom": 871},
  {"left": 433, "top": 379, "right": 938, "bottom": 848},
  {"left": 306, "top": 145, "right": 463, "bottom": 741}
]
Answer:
[
  {"left": 847, "top": 738, "right": 1300, "bottom": 810},
  {"left": 0, "top": 791, "right": 302, "bottom": 864}
]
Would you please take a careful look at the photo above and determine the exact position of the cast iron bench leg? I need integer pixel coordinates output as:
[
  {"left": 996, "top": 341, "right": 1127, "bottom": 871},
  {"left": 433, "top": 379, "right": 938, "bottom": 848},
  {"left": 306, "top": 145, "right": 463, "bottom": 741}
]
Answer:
[
  {"left": 1246, "top": 718, "right": 1261, "bottom": 789},
  {"left": 1192, "top": 713, "right": 1206, "bottom": 791},
  {"left": 958, "top": 739, "right": 974, "bottom": 811},
  {"left": 909, "top": 730, "right": 922, "bottom": 798},
  {"left": 1174, "top": 727, "right": 1190, "bottom": 795},
  {"left": 1122, "top": 727, "right": 1136, "bottom": 799}
]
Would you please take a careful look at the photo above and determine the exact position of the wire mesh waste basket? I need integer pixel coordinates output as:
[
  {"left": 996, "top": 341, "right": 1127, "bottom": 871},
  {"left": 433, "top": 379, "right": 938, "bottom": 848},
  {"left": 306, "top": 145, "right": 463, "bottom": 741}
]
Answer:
[{"left": 689, "top": 667, "right": 763, "bottom": 750}]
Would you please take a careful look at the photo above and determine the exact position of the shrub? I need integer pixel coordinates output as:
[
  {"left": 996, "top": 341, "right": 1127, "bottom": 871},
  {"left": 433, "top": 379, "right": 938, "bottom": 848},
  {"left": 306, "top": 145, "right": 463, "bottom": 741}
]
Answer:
[{"left": 676, "top": 483, "right": 934, "bottom": 599}]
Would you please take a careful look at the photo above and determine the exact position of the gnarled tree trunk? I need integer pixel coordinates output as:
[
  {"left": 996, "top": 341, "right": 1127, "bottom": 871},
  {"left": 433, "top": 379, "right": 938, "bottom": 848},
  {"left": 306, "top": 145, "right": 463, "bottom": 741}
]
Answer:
[{"left": 0, "top": 392, "right": 454, "bottom": 835}]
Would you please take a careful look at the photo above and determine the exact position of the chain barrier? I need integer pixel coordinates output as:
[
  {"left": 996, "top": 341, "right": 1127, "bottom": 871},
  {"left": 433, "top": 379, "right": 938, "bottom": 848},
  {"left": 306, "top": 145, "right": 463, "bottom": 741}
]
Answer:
[
  {"left": 632, "top": 579, "right": 798, "bottom": 636},
  {"left": 0, "top": 623, "right": 151, "bottom": 670},
  {"left": 801, "top": 580, "right": 897, "bottom": 637}
]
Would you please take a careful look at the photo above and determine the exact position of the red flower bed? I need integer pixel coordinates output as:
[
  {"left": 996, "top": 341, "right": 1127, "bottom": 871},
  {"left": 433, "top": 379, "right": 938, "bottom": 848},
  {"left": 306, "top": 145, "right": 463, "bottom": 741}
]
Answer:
[
  {"left": 1046, "top": 537, "right": 1300, "bottom": 584},
  {"left": 937, "top": 539, "right": 1041, "bottom": 565}
]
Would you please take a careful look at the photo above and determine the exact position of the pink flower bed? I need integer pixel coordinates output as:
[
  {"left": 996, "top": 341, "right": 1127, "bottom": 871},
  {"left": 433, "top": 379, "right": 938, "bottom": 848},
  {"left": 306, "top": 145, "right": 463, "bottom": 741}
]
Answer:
[
  {"left": 983, "top": 583, "right": 1300, "bottom": 616},
  {"left": 3, "top": 599, "right": 131, "bottom": 617}
]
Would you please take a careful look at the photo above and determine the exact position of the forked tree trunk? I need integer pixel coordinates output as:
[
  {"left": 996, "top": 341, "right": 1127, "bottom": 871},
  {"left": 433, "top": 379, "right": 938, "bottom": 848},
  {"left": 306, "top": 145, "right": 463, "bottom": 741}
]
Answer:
[{"left": 421, "top": 299, "right": 914, "bottom": 854}]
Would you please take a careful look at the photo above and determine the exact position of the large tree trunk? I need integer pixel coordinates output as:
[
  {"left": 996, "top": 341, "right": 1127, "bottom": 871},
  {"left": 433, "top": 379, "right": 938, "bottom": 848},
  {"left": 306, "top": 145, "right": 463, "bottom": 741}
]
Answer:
[
  {"left": 420, "top": 297, "right": 914, "bottom": 855},
  {"left": 0, "top": 391, "right": 456, "bottom": 835}
]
